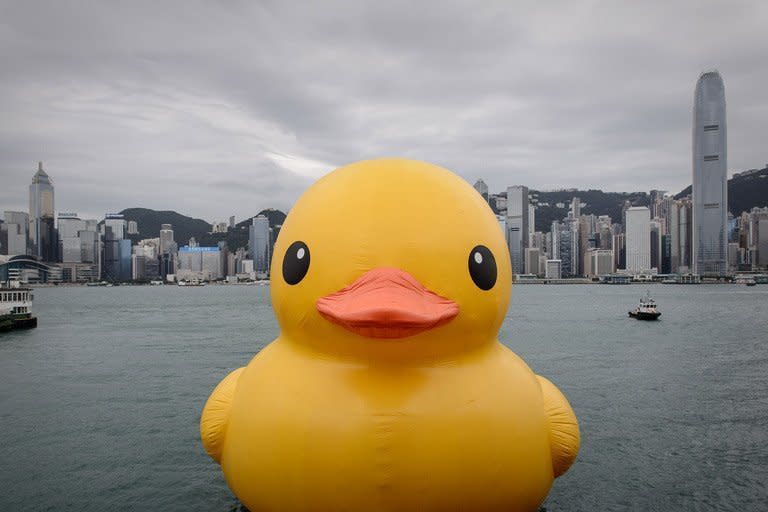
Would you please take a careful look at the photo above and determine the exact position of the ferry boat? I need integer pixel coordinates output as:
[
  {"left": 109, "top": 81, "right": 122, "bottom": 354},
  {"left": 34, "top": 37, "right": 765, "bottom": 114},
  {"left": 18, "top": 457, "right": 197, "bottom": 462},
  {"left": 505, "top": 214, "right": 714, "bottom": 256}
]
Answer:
[
  {"left": 734, "top": 275, "right": 757, "bottom": 286},
  {"left": 178, "top": 279, "right": 205, "bottom": 287},
  {"left": 0, "top": 282, "right": 37, "bottom": 331},
  {"left": 628, "top": 292, "right": 661, "bottom": 321}
]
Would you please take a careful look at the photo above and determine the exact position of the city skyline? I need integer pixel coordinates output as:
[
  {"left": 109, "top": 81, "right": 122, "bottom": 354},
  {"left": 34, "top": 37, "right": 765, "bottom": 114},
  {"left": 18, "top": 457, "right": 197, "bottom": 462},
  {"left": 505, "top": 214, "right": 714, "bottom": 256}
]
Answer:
[{"left": 2, "top": 3, "right": 768, "bottom": 221}]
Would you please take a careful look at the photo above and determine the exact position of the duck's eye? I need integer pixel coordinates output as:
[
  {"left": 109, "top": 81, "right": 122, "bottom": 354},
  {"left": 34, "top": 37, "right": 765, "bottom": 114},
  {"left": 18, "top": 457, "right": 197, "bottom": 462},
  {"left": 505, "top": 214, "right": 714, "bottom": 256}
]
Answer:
[
  {"left": 283, "top": 241, "right": 310, "bottom": 285},
  {"left": 468, "top": 245, "right": 496, "bottom": 290}
]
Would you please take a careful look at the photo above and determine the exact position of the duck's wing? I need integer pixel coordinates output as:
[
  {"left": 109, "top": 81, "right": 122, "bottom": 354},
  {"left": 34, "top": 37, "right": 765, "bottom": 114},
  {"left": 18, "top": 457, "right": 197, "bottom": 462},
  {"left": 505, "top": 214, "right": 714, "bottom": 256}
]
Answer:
[
  {"left": 535, "top": 375, "right": 580, "bottom": 477},
  {"left": 200, "top": 367, "right": 244, "bottom": 464}
]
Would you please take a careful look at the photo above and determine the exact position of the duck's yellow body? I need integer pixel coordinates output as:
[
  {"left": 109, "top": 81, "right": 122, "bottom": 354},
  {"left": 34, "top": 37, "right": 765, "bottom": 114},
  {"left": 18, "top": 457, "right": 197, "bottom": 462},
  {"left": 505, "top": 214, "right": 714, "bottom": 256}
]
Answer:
[{"left": 201, "top": 159, "right": 579, "bottom": 511}]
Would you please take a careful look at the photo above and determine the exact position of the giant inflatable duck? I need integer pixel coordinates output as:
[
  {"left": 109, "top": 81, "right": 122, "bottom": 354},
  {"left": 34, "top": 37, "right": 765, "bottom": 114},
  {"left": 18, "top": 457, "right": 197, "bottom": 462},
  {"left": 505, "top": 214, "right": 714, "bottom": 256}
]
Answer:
[{"left": 201, "top": 159, "right": 579, "bottom": 511}]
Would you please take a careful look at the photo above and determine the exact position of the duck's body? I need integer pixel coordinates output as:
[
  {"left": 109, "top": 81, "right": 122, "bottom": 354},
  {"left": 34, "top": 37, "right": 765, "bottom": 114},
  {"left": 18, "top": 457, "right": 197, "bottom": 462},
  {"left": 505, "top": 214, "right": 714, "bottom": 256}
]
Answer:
[{"left": 201, "top": 159, "right": 579, "bottom": 511}]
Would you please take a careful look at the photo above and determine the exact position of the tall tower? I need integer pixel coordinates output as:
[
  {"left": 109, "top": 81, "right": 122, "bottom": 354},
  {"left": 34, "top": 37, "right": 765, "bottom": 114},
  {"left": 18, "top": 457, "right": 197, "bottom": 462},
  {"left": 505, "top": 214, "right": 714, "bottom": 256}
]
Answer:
[
  {"left": 29, "top": 161, "right": 56, "bottom": 260},
  {"left": 625, "top": 207, "right": 650, "bottom": 273},
  {"left": 505, "top": 186, "right": 529, "bottom": 275},
  {"left": 249, "top": 215, "right": 271, "bottom": 274},
  {"left": 692, "top": 71, "right": 728, "bottom": 276}
]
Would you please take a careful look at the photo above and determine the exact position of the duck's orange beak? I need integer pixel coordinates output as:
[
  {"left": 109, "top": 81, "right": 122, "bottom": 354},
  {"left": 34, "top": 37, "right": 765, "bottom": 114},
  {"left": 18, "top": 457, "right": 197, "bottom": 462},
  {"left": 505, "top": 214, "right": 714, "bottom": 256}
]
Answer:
[{"left": 316, "top": 267, "right": 459, "bottom": 339}]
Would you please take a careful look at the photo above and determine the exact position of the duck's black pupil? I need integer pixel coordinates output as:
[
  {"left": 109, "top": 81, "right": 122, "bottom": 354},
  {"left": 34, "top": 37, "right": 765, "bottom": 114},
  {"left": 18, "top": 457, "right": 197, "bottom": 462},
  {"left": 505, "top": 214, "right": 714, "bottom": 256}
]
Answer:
[
  {"left": 468, "top": 245, "right": 496, "bottom": 290},
  {"left": 283, "top": 241, "right": 310, "bottom": 285}
]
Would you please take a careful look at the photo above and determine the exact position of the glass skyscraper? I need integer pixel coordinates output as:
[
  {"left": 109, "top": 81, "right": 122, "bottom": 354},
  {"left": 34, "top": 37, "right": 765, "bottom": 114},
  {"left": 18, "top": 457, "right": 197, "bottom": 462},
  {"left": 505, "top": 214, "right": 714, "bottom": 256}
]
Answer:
[
  {"left": 29, "top": 161, "right": 56, "bottom": 261},
  {"left": 692, "top": 71, "right": 728, "bottom": 276}
]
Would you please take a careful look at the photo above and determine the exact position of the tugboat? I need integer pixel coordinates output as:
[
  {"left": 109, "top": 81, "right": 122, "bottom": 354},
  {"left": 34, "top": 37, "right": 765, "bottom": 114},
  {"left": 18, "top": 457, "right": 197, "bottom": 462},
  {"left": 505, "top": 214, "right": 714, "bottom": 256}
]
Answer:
[
  {"left": 0, "top": 281, "right": 37, "bottom": 332},
  {"left": 628, "top": 292, "right": 661, "bottom": 321}
]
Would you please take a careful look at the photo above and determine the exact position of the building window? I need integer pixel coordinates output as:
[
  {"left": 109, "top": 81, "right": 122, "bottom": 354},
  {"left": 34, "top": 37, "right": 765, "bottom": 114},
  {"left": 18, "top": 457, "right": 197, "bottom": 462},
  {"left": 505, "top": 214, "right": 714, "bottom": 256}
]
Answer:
[
  {"left": 703, "top": 124, "right": 719, "bottom": 131},
  {"left": 703, "top": 155, "right": 719, "bottom": 162}
]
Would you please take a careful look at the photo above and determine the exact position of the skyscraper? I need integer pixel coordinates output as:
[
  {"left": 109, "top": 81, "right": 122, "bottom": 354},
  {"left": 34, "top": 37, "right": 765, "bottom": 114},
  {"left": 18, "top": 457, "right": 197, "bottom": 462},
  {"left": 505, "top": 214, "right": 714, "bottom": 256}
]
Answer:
[
  {"left": 29, "top": 161, "right": 56, "bottom": 261},
  {"left": 625, "top": 207, "right": 651, "bottom": 273},
  {"left": 1, "top": 211, "right": 29, "bottom": 256},
  {"left": 506, "top": 186, "right": 529, "bottom": 275},
  {"left": 159, "top": 224, "right": 175, "bottom": 255},
  {"left": 692, "top": 71, "right": 728, "bottom": 276},
  {"left": 473, "top": 179, "right": 489, "bottom": 199},
  {"left": 249, "top": 215, "right": 271, "bottom": 274}
]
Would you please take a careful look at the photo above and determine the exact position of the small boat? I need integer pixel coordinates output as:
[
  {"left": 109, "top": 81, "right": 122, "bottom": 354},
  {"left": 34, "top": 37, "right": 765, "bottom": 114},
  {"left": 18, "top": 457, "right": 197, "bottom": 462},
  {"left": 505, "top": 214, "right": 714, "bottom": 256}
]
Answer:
[
  {"left": 178, "top": 279, "right": 205, "bottom": 287},
  {"left": 0, "top": 282, "right": 37, "bottom": 331},
  {"left": 628, "top": 292, "right": 661, "bottom": 320},
  {"left": 734, "top": 275, "right": 757, "bottom": 286}
]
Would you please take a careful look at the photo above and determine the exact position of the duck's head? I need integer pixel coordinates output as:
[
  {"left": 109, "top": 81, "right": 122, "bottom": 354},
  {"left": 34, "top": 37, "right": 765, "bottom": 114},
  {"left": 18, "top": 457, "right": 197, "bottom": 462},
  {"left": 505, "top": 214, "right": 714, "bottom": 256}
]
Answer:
[{"left": 271, "top": 159, "right": 511, "bottom": 362}]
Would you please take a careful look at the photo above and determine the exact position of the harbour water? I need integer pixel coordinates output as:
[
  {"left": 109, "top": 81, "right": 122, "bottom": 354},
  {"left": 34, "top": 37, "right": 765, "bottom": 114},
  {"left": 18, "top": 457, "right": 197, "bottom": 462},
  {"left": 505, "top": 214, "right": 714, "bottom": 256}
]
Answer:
[{"left": 1, "top": 284, "right": 766, "bottom": 511}]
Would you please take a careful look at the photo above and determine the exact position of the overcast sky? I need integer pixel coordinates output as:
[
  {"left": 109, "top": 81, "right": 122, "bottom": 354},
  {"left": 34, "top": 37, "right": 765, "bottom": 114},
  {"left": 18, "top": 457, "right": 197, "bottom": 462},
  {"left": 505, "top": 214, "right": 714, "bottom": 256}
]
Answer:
[{"left": 1, "top": 1, "right": 766, "bottom": 223}]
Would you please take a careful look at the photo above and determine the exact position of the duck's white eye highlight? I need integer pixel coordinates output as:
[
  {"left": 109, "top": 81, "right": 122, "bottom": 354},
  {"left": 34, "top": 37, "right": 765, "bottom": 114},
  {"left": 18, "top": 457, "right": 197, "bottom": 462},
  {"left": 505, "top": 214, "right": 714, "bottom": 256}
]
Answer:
[
  {"left": 474, "top": 252, "right": 483, "bottom": 264},
  {"left": 297, "top": 247, "right": 306, "bottom": 260}
]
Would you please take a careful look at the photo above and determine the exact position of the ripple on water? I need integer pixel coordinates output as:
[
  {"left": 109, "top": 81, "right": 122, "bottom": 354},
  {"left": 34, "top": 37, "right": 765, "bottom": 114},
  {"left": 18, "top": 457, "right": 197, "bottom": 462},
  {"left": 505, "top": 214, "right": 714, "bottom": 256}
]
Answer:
[{"left": 0, "top": 284, "right": 767, "bottom": 511}]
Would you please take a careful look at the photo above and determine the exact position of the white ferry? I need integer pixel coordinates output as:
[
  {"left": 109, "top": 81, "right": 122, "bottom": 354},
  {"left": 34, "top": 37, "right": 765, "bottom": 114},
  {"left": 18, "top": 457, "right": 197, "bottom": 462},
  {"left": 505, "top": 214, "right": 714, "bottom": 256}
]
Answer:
[{"left": 0, "top": 282, "right": 37, "bottom": 331}]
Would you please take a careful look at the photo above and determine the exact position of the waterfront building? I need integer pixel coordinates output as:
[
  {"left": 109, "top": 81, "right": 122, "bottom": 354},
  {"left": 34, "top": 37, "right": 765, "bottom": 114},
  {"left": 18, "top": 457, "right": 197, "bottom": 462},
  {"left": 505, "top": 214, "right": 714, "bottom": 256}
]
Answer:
[
  {"left": 558, "top": 227, "right": 574, "bottom": 277},
  {"left": 758, "top": 215, "right": 768, "bottom": 268},
  {"left": 177, "top": 246, "right": 222, "bottom": 281},
  {"left": 625, "top": 207, "right": 651, "bottom": 274},
  {"left": 131, "top": 254, "right": 146, "bottom": 280},
  {"left": 587, "top": 249, "right": 615, "bottom": 277},
  {"left": 550, "top": 222, "right": 560, "bottom": 260},
  {"left": 650, "top": 220, "right": 662, "bottom": 270},
  {"left": 506, "top": 186, "right": 529, "bottom": 275},
  {"left": 57, "top": 213, "right": 86, "bottom": 263},
  {"left": 545, "top": 259, "right": 562, "bottom": 280},
  {"left": 102, "top": 214, "right": 128, "bottom": 281},
  {"left": 692, "top": 71, "right": 728, "bottom": 276},
  {"left": 249, "top": 215, "right": 271, "bottom": 274},
  {"left": 29, "top": 162, "right": 56, "bottom": 261},
  {"left": 525, "top": 247, "right": 541, "bottom": 276},
  {"left": 612, "top": 232, "right": 625, "bottom": 270},
  {"left": 1, "top": 211, "right": 29, "bottom": 256}
]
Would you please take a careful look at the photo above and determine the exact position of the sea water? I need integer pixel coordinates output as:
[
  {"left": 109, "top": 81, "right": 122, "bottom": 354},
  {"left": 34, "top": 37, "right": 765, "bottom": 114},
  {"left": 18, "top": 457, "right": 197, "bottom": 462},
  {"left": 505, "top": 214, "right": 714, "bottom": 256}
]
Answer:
[{"left": 1, "top": 284, "right": 766, "bottom": 511}]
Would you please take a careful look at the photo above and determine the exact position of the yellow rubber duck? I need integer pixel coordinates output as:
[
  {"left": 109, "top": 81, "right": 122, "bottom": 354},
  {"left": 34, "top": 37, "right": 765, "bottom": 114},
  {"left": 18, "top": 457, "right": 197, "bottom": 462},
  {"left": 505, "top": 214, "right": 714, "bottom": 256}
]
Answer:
[{"left": 201, "top": 159, "right": 579, "bottom": 511}]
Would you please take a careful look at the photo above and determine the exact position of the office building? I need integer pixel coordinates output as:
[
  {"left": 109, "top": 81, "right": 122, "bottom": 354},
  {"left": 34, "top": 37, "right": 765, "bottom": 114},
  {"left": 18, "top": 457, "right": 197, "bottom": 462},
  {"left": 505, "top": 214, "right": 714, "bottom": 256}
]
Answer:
[
  {"left": 177, "top": 246, "right": 223, "bottom": 281},
  {"left": 473, "top": 179, "right": 488, "bottom": 199},
  {"left": 249, "top": 215, "right": 271, "bottom": 274},
  {"left": 625, "top": 207, "right": 651, "bottom": 273},
  {"left": 1, "top": 211, "right": 29, "bottom": 256},
  {"left": 692, "top": 71, "right": 728, "bottom": 276},
  {"left": 525, "top": 247, "right": 541, "bottom": 276},
  {"left": 29, "top": 162, "right": 56, "bottom": 261},
  {"left": 506, "top": 186, "right": 529, "bottom": 275},
  {"left": 545, "top": 259, "right": 562, "bottom": 280},
  {"left": 587, "top": 249, "right": 615, "bottom": 277},
  {"left": 102, "top": 213, "right": 127, "bottom": 281}
]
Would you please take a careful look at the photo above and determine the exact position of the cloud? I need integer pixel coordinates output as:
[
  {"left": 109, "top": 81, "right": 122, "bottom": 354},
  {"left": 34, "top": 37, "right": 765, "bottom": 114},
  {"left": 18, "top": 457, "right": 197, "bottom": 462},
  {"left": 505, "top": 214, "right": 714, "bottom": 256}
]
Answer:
[{"left": 1, "top": 1, "right": 766, "bottom": 224}]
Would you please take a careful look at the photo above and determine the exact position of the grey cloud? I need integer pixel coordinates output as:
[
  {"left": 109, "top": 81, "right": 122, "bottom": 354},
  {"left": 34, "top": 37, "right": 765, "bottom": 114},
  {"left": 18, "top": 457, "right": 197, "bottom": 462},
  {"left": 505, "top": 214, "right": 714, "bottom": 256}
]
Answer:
[{"left": 1, "top": 1, "right": 767, "bottom": 224}]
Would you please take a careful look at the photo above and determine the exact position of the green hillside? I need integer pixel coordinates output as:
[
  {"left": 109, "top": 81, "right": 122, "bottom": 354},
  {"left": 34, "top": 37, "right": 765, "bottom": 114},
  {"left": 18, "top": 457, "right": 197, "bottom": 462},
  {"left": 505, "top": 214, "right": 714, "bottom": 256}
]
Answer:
[
  {"left": 530, "top": 190, "right": 650, "bottom": 232},
  {"left": 120, "top": 207, "right": 287, "bottom": 251},
  {"left": 675, "top": 165, "right": 768, "bottom": 215},
  {"left": 120, "top": 208, "right": 211, "bottom": 246}
]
